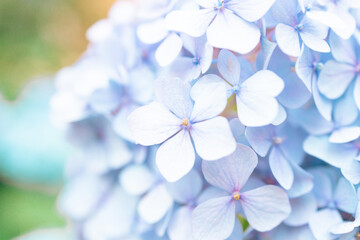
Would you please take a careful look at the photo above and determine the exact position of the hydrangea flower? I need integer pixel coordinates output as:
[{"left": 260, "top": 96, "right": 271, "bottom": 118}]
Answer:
[
  {"left": 47, "top": 0, "right": 360, "bottom": 239},
  {"left": 165, "top": 0, "right": 276, "bottom": 54},
  {"left": 128, "top": 77, "right": 236, "bottom": 181},
  {"left": 272, "top": 0, "right": 330, "bottom": 57},
  {"left": 318, "top": 32, "right": 360, "bottom": 110},
  {"left": 192, "top": 49, "right": 284, "bottom": 126},
  {"left": 246, "top": 123, "right": 313, "bottom": 197},
  {"left": 192, "top": 144, "right": 291, "bottom": 240}
]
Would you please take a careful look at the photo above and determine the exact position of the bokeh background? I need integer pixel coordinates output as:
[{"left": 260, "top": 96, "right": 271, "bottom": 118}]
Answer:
[{"left": 0, "top": 0, "right": 116, "bottom": 238}]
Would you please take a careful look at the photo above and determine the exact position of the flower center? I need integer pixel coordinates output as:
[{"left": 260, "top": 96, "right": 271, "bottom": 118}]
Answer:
[
  {"left": 295, "top": 24, "right": 304, "bottom": 32},
  {"left": 182, "top": 118, "right": 189, "bottom": 127},
  {"left": 216, "top": 0, "right": 224, "bottom": 9},
  {"left": 232, "top": 85, "right": 240, "bottom": 94},
  {"left": 272, "top": 137, "right": 284, "bottom": 145},
  {"left": 232, "top": 192, "right": 240, "bottom": 201},
  {"left": 314, "top": 62, "right": 323, "bottom": 71},
  {"left": 192, "top": 57, "right": 200, "bottom": 65}
]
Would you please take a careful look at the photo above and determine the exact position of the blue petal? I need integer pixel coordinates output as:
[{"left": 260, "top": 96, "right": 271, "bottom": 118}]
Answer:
[
  {"left": 202, "top": 144, "right": 258, "bottom": 193},
  {"left": 192, "top": 196, "right": 236, "bottom": 240}
]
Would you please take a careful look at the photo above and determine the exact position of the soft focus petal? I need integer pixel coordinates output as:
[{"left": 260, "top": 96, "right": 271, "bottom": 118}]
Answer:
[
  {"left": 191, "top": 74, "right": 233, "bottom": 100},
  {"left": 317, "top": 60, "right": 355, "bottom": 99},
  {"left": 155, "top": 33, "right": 183, "bottom": 66},
  {"left": 240, "top": 185, "right": 291, "bottom": 232},
  {"left": 307, "top": 10, "right": 354, "bottom": 39},
  {"left": 217, "top": 49, "right": 241, "bottom": 86},
  {"left": 119, "top": 165, "right": 156, "bottom": 196},
  {"left": 190, "top": 82, "right": 227, "bottom": 122},
  {"left": 269, "top": 147, "right": 294, "bottom": 190},
  {"left": 226, "top": 0, "right": 276, "bottom": 22},
  {"left": 83, "top": 187, "right": 137, "bottom": 239},
  {"left": 202, "top": 144, "right": 258, "bottom": 193},
  {"left": 284, "top": 193, "right": 317, "bottom": 226},
  {"left": 191, "top": 117, "right": 236, "bottom": 161},
  {"left": 137, "top": 18, "right": 168, "bottom": 44},
  {"left": 166, "top": 169, "right": 203, "bottom": 204},
  {"left": 329, "top": 127, "right": 360, "bottom": 143},
  {"left": 168, "top": 206, "right": 193, "bottom": 240},
  {"left": 165, "top": 9, "right": 216, "bottom": 37},
  {"left": 334, "top": 177, "right": 357, "bottom": 214},
  {"left": 207, "top": 10, "right": 260, "bottom": 54},
  {"left": 155, "top": 77, "right": 193, "bottom": 119},
  {"left": 287, "top": 161, "right": 314, "bottom": 198},
  {"left": 308, "top": 209, "right": 343, "bottom": 240},
  {"left": 128, "top": 102, "right": 181, "bottom": 146},
  {"left": 341, "top": 160, "right": 360, "bottom": 184},
  {"left": 354, "top": 76, "right": 360, "bottom": 110},
  {"left": 245, "top": 126, "right": 273, "bottom": 157},
  {"left": 237, "top": 70, "right": 284, "bottom": 126},
  {"left": 138, "top": 184, "right": 173, "bottom": 225},
  {"left": 192, "top": 196, "right": 236, "bottom": 240},
  {"left": 304, "top": 135, "right": 357, "bottom": 167},
  {"left": 275, "top": 23, "right": 301, "bottom": 57},
  {"left": 156, "top": 130, "right": 195, "bottom": 182}
]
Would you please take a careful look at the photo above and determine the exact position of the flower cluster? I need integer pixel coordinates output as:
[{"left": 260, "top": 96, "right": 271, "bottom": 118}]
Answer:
[{"left": 51, "top": 0, "right": 360, "bottom": 239}]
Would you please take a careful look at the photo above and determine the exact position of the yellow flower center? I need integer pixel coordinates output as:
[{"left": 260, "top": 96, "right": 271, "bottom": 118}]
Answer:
[
  {"left": 182, "top": 118, "right": 189, "bottom": 127},
  {"left": 233, "top": 192, "right": 240, "bottom": 201}
]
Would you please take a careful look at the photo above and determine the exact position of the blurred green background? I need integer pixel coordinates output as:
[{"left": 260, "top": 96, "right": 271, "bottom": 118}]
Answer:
[{"left": 0, "top": 0, "right": 115, "bottom": 238}]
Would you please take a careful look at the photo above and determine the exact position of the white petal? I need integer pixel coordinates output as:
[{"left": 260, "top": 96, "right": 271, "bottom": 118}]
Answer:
[
  {"left": 119, "top": 165, "right": 156, "bottom": 196},
  {"left": 86, "top": 19, "right": 113, "bottom": 43},
  {"left": 165, "top": 9, "right": 216, "bottom": 37},
  {"left": 308, "top": 209, "right": 343, "bottom": 240},
  {"left": 128, "top": 102, "right": 181, "bottom": 146},
  {"left": 207, "top": 9, "right": 260, "bottom": 54},
  {"left": 59, "top": 174, "right": 107, "bottom": 220},
  {"left": 168, "top": 206, "right": 193, "bottom": 240},
  {"left": 155, "top": 33, "right": 183, "bottom": 66},
  {"left": 202, "top": 143, "right": 258, "bottom": 193},
  {"left": 241, "top": 185, "right": 291, "bottom": 232},
  {"left": 83, "top": 187, "right": 137, "bottom": 239},
  {"left": 137, "top": 18, "right": 168, "bottom": 44},
  {"left": 333, "top": 177, "right": 357, "bottom": 214},
  {"left": 300, "top": 31, "right": 330, "bottom": 53},
  {"left": 195, "top": 0, "right": 218, "bottom": 8},
  {"left": 191, "top": 74, "right": 232, "bottom": 100},
  {"left": 329, "top": 127, "right": 360, "bottom": 143},
  {"left": 241, "top": 70, "right": 284, "bottom": 96},
  {"left": 138, "top": 184, "right": 173, "bottom": 224},
  {"left": 191, "top": 117, "right": 236, "bottom": 161},
  {"left": 192, "top": 196, "right": 236, "bottom": 240},
  {"left": 269, "top": 147, "right": 294, "bottom": 190},
  {"left": 284, "top": 193, "right": 317, "bottom": 226},
  {"left": 275, "top": 23, "right": 301, "bottom": 57},
  {"left": 307, "top": 10, "right": 354, "bottom": 39},
  {"left": 226, "top": 0, "right": 276, "bottom": 22},
  {"left": 236, "top": 70, "right": 284, "bottom": 126},
  {"left": 155, "top": 77, "right": 193, "bottom": 119},
  {"left": 217, "top": 49, "right": 241, "bottom": 86},
  {"left": 190, "top": 82, "right": 227, "bottom": 122},
  {"left": 156, "top": 130, "right": 195, "bottom": 182},
  {"left": 355, "top": 76, "right": 360, "bottom": 110}
]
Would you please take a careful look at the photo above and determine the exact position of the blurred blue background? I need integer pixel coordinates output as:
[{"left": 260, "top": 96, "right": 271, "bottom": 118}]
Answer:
[{"left": 0, "top": 0, "right": 115, "bottom": 238}]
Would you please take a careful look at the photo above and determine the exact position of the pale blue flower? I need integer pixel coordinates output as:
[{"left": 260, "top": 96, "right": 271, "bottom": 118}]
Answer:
[
  {"left": 165, "top": 0, "right": 276, "bottom": 54},
  {"left": 192, "top": 144, "right": 290, "bottom": 240},
  {"left": 128, "top": 77, "right": 236, "bottom": 181},
  {"left": 246, "top": 123, "right": 313, "bottom": 197},
  {"left": 272, "top": 0, "right": 330, "bottom": 57},
  {"left": 192, "top": 49, "right": 284, "bottom": 126},
  {"left": 318, "top": 32, "right": 360, "bottom": 111}
]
